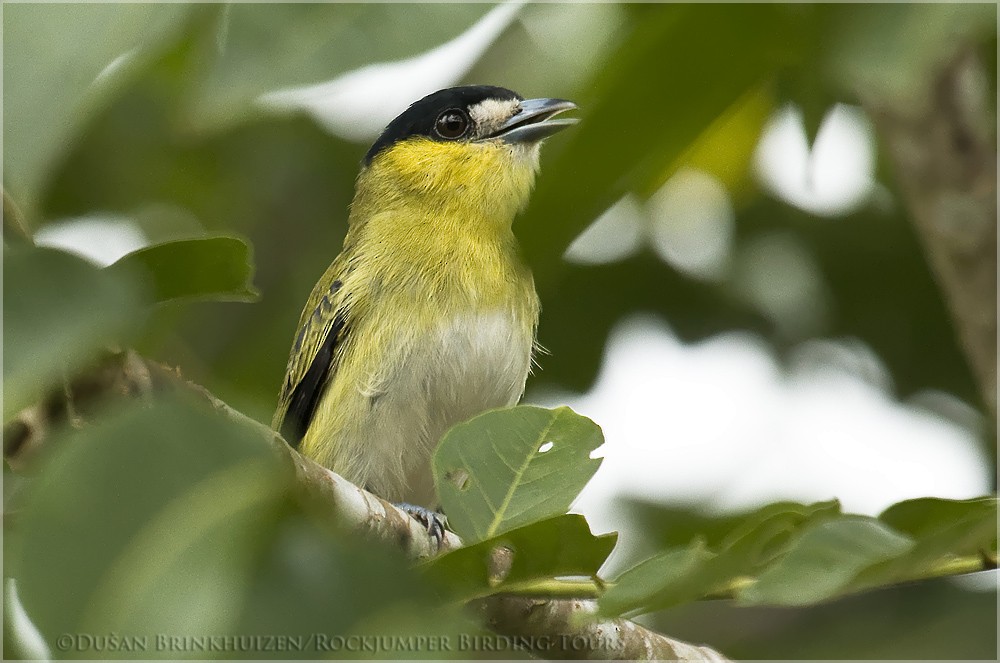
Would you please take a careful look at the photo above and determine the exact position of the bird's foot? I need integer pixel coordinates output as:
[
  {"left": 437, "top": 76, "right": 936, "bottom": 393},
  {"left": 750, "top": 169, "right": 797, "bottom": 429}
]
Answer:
[{"left": 395, "top": 502, "right": 448, "bottom": 550}]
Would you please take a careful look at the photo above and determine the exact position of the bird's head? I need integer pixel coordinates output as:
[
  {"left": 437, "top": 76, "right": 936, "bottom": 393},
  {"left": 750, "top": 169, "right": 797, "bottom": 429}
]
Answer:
[{"left": 355, "top": 86, "right": 577, "bottom": 220}]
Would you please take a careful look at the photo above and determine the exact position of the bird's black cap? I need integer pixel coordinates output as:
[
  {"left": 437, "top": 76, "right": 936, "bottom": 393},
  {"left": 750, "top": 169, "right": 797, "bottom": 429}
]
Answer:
[{"left": 364, "top": 85, "right": 522, "bottom": 165}]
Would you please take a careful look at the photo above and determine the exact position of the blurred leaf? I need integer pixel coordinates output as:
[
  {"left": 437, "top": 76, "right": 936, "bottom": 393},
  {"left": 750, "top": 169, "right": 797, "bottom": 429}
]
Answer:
[
  {"left": 422, "top": 514, "right": 616, "bottom": 601},
  {"left": 2, "top": 247, "right": 143, "bottom": 423},
  {"left": 879, "top": 497, "right": 998, "bottom": 545},
  {"left": 858, "top": 497, "right": 999, "bottom": 589},
  {"left": 433, "top": 406, "right": 603, "bottom": 544},
  {"left": 625, "top": 499, "right": 841, "bottom": 556},
  {"left": 2, "top": 3, "right": 190, "bottom": 216},
  {"left": 739, "top": 517, "right": 915, "bottom": 606},
  {"left": 602, "top": 501, "right": 841, "bottom": 617},
  {"left": 519, "top": 4, "right": 802, "bottom": 284},
  {"left": 600, "top": 544, "right": 714, "bottom": 618},
  {"left": 663, "top": 84, "right": 776, "bottom": 200},
  {"left": 184, "top": 3, "right": 493, "bottom": 131},
  {"left": 602, "top": 497, "right": 997, "bottom": 617},
  {"left": 12, "top": 397, "right": 431, "bottom": 655},
  {"left": 108, "top": 236, "right": 259, "bottom": 304},
  {"left": 12, "top": 398, "right": 284, "bottom": 642}
]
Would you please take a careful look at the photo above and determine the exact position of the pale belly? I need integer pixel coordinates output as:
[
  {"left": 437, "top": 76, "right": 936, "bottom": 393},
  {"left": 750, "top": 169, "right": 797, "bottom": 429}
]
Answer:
[{"left": 318, "top": 309, "right": 534, "bottom": 506}]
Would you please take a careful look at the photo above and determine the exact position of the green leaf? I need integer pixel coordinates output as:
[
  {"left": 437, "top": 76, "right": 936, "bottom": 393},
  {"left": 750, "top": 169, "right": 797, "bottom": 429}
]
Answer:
[
  {"left": 107, "top": 235, "right": 260, "bottom": 304},
  {"left": 11, "top": 397, "right": 432, "bottom": 653},
  {"left": 627, "top": 499, "right": 842, "bottom": 553},
  {"left": 854, "top": 497, "right": 999, "bottom": 590},
  {"left": 605, "top": 498, "right": 997, "bottom": 617},
  {"left": 433, "top": 406, "right": 604, "bottom": 544},
  {"left": 2, "top": 247, "right": 143, "bottom": 423},
  {"left": 2, "top": 3, "right": 190, "bottom": 215},
  {"left": 878, "top": 496, "right": 998, "bottom": 544},
  {"left": 422, "top": 514, "right": 616, "bottom": 602},
  {"left": 11, "top": 398, "right": 286, "bottom": 641},
  {"left": 601, "top": 501, "right": 842, "bottom": 617},
  {"left": 600, "top": 543, "right": 715, "bottom": 618},
  {"left": 518, "top": 4, "right": 804, "bottom": 285},
  {"left": 738, "top": 517, "right": 915, "bottom": 606}
]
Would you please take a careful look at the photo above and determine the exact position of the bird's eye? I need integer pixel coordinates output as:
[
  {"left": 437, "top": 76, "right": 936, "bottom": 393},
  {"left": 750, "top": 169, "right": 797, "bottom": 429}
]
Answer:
[{"left": 434, "top": 109, "right": 470, "bottom": 139}]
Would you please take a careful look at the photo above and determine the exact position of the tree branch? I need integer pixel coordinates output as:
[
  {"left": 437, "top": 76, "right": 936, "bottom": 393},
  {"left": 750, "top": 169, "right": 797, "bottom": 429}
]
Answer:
[
  {"left": 479, "top": 596, "right": 729, "bottom": 661},
  {"left": 861, "top": 48, "right": 997, "bottom": 417}
]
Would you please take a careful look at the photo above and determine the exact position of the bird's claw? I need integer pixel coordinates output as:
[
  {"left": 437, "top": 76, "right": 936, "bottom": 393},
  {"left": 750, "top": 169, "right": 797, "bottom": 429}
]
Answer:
[{"left": 395, "top": 502, "right": 448, "bottom": 550}]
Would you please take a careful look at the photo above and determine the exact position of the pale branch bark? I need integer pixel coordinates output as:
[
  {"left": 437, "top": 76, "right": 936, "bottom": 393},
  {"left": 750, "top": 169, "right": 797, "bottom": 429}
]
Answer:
[
  {"left": 861, "top": 48, "right": 997, "bottom": 418},
  {"left": 479, "top": 596, "right": 730, "bottom": 661},
  {"left": 3, "top": 350, "right": 731, "bottom": 662}
]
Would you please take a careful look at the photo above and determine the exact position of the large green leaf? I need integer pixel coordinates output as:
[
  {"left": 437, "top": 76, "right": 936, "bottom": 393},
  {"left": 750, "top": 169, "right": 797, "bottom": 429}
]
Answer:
[
  {"left": 433, "top": 406, "right": 603, "bottom": 544},
  {"left": 107, "top": 236, "right": 259, "bottom": 304},
  {"left": 518, "top": 4, "right": 803, "bottom": 286},
  {"left": 422, "top": 514, "right": 616, "bottom": 601},
  {"left": 2, "top": 3, "right": 190, "bottom": 216},
  {"left": 2, "top": 247, "right": 143, "bottom": 423},
  {"left": 11, "top": 398, "right": 432, "bottom": 655}
]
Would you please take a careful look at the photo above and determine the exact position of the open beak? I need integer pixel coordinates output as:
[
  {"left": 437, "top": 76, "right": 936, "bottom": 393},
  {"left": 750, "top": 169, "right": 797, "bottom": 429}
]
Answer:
[{"left": 489, "top": 98, "right": 578, "bottom": 144}]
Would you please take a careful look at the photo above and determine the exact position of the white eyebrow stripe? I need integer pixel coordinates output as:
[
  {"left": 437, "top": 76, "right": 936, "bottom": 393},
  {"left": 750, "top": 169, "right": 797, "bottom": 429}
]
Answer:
[{"left": 468, "top": 98, "right": 521, "bottom": 133}]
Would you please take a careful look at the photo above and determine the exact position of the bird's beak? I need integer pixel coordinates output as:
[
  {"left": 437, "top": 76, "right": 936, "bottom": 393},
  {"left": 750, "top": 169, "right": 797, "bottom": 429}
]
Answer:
[{"left": 489, "top": 98, "right": 578, "bottom": 144}]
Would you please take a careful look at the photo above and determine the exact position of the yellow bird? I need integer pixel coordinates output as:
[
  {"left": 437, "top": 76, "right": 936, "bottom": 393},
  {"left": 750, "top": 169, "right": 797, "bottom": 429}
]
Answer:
[{"left": 273, "top": 86, "right": 577, "bottom": 519}]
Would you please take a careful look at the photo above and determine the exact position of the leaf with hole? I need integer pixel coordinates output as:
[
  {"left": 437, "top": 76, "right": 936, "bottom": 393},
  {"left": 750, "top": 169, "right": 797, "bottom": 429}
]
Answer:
[{"left": 433, "top": 405, "right": 603, "bottom": 543}]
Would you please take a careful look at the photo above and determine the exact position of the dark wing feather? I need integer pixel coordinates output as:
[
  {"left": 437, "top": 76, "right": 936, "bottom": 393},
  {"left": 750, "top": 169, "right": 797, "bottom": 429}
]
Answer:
[
  {"left": 273, "top": 274, "right": 348, "bottom": 447},
  {"left": 280, "top": 310, "right": 346, "bottom": 444}
]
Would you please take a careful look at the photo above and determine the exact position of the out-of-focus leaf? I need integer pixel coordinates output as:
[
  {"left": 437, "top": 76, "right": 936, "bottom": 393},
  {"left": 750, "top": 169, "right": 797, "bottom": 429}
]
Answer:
[
  {"left": 602, "top": 501, "right": 842, "bottom": 617},
  {"left": 738, "top": 517, "right": 915, "bottom": 606},
  {"left": 12, "top": 398, "right": 431, "bottom": 655},
  {"left": 422, "top": 514, "right": 617, "bottom": 601},
  {"left": 625, "top": 499, "right": 842, "bottom": 557},
  {"left": 2, "top": 3, "right": 190, "bottom": 216},
  {"left": 599, "top": 544, "right": 714, "bottom": 618},
  {"left": 108, "top": 236, "right": 259, "bottom": 304},
  {"left": 433, "top": 406, "right": 603, "bottom": 543},
  {"left": 184, "top": 3, "right": 492, "bottom": 131},
  {"left": 878, "top": 497, "right": 998, "bottom": 543},
  {"left": 857, "top": 497, "right": 999, "bottom": 589},
  {"left": 2, "top": 247, "right": 143, "bottom": 423},
  {"left": 660, "top": 84, "right": 775, "bottom": 200},
  {"left": 12, "top": 399, "right": 286, "bottom": 642},
  {"left": 518, "top": 4, "right": 803, "bottom": 286},
  {"left": 602, "top": 498, "right": 997, "bottom": 617}
]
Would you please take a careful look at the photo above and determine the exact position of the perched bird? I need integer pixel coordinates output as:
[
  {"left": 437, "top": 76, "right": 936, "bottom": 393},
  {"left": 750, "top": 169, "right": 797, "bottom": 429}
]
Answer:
[{"left": 273, "top": 85, "right": 577, "bottom": 514}]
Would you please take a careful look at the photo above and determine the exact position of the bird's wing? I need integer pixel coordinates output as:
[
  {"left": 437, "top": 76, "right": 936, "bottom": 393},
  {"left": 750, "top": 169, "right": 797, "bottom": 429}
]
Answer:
[{"left": 272, "top": 260, "right": 351, "bottom": 446}]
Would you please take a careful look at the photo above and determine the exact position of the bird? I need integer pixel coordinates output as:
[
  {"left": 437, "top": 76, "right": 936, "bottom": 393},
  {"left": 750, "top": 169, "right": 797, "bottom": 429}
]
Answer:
[{"left": 272, "top": 85, "right": 577, "bottom": 520}]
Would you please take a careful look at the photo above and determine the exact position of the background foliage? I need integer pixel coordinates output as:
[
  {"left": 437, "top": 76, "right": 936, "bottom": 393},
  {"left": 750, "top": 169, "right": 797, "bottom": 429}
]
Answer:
[{"left": 3, "top": 3, "right": 997, "bottom": 660}]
